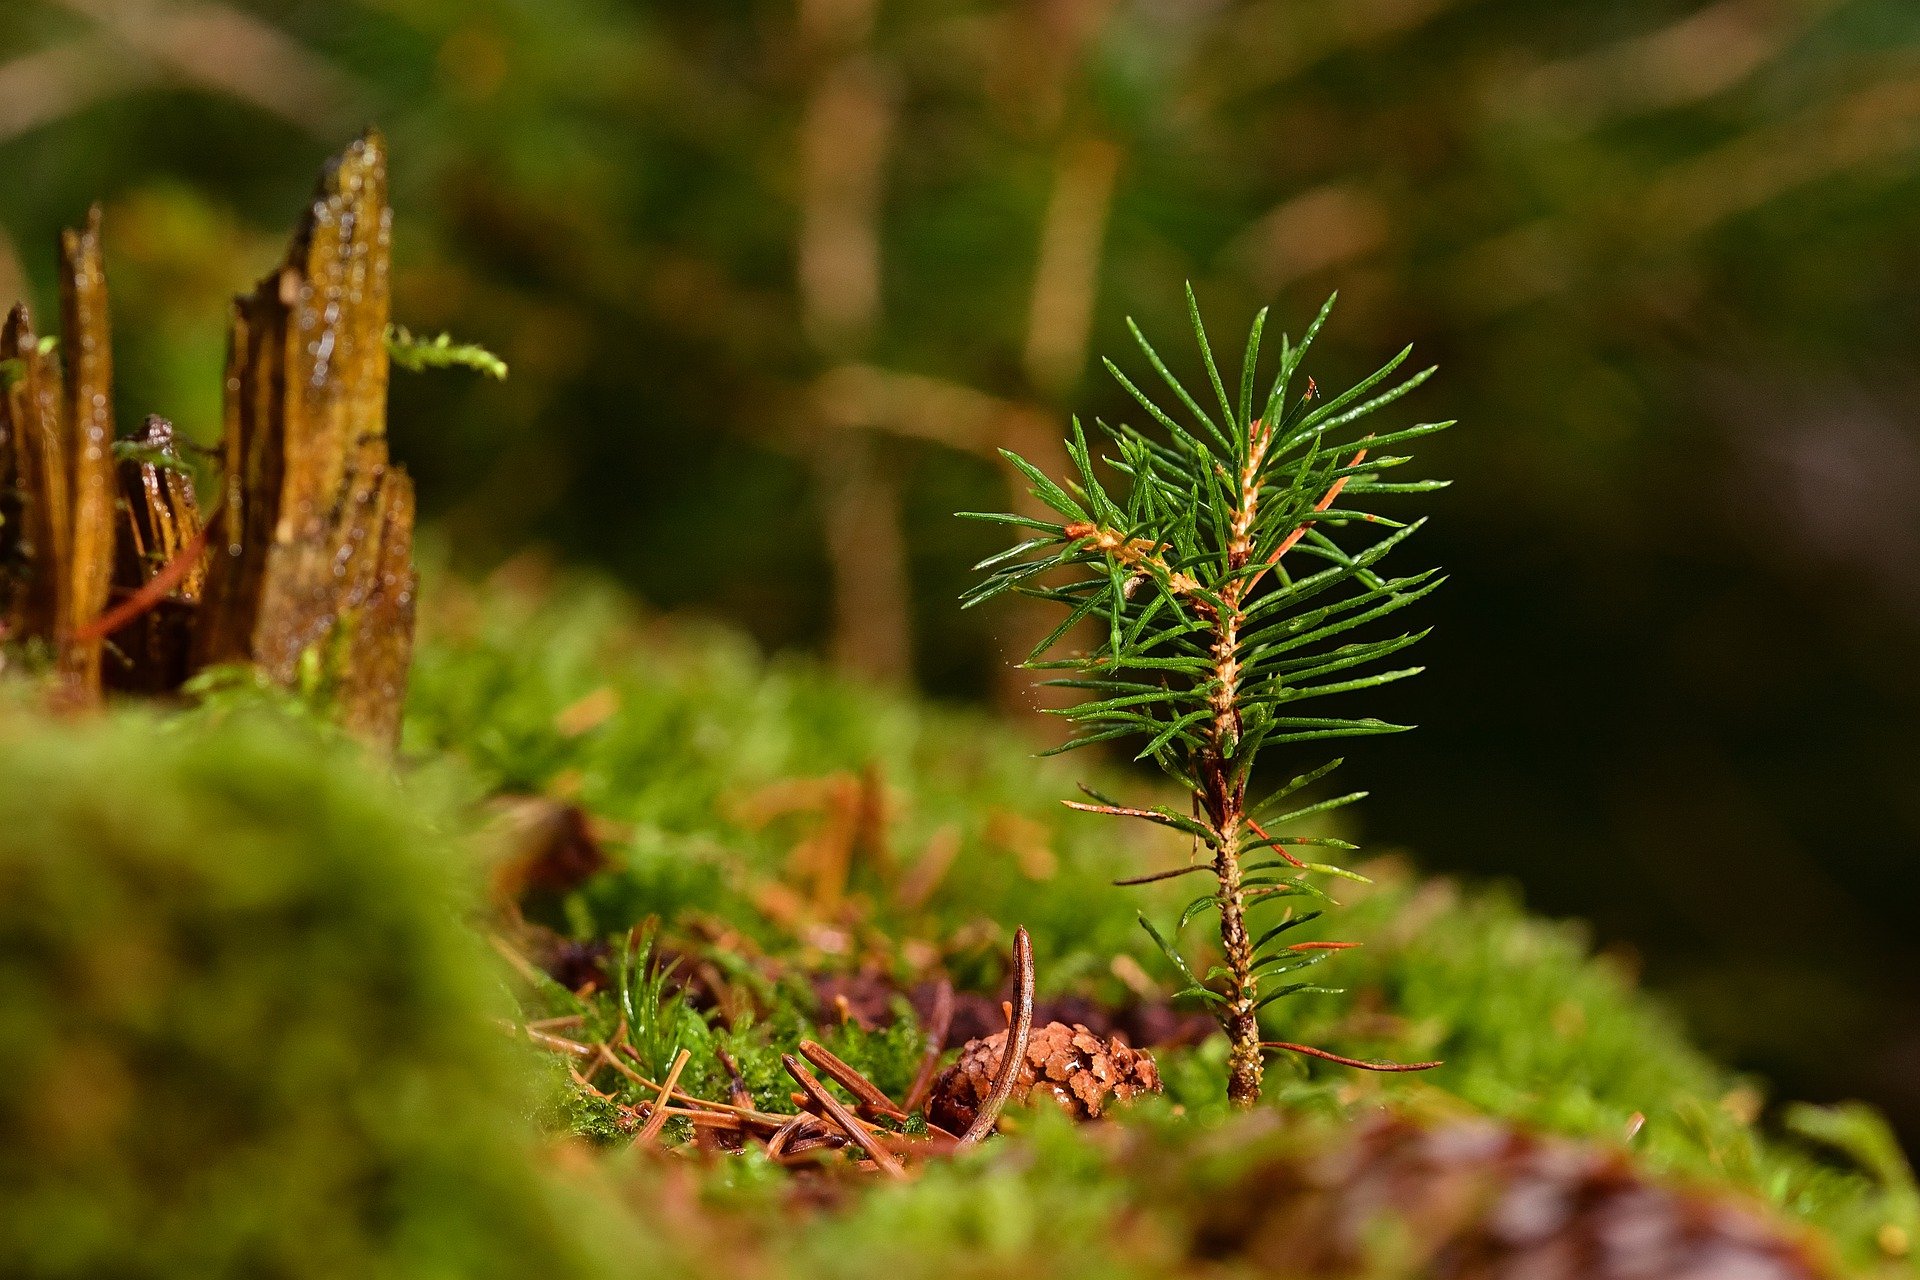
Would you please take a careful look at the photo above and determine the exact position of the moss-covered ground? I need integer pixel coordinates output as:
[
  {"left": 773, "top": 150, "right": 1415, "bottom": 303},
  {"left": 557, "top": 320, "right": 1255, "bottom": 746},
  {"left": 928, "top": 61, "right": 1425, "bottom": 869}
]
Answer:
[
  {"left": 404, "top": 562, "right": 1918, "bottom": 1274},
  {"left": 3, "top": 560, "right": 1915, "bottom": 1277}
]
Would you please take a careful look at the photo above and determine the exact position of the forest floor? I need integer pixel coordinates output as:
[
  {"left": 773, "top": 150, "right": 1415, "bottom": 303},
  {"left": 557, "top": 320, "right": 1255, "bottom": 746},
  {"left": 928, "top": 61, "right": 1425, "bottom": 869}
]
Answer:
[{"left": 396, "top": 560, "right": 1920, "bottom": 1278}]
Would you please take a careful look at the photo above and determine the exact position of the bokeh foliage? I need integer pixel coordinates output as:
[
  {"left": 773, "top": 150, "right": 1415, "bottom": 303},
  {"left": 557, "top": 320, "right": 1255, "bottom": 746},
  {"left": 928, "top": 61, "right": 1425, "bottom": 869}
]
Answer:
[{"left": 0, "top": 701, "right": 628, "bottom": 1278}]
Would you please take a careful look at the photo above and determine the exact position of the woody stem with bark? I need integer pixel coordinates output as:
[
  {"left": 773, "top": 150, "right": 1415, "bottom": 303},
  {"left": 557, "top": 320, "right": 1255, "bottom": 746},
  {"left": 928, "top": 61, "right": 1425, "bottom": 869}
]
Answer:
[
  {"left": 1071, "top": 428, "right": 1362, "bottom": 1107},
  {"left": 1212, "top": 805, "right": 1262, "bottom": 1106},
  {"left": 1207, "top": 421, "right": 1270, "bottom": 1108}
]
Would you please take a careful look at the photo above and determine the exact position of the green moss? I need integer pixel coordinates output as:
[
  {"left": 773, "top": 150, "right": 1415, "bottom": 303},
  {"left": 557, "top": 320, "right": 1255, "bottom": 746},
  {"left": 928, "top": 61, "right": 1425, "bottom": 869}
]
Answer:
[
  {"left": 0, "top": 702, "right": 625, "bottom": 1279},
  {"left": 1, "top": 564, "right": 1910, "bottom": 1277},
  {"left": 407, "top": 569, "right": 1920, "bottom": 1272}
]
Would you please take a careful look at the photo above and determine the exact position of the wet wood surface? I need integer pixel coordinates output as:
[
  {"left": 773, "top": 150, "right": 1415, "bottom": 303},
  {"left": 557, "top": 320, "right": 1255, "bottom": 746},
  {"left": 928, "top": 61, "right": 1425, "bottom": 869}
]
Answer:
[
  {"left": 0, "top": 131, "right": 418, "bottom": 743},
  {"left": 107, "top": 416, "right": 205, "bottom": 694}
]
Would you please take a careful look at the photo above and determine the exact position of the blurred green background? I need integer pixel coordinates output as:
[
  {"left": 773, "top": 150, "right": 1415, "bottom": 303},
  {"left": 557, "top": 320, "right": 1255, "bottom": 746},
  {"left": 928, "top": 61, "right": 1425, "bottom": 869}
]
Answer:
[{"left": 1, "top": 0, "right": 1915, "bottom": 1146}]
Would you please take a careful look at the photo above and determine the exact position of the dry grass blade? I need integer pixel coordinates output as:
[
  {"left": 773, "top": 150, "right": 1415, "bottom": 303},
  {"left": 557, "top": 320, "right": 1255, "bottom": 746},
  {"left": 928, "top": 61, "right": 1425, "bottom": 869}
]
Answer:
[
  {"left": 635, "top": 1048, "right": 692, "bottom": 1146},
  {"left": 526, "top": 1027, "right": 594, "bottom": 1057},
  {"left": 667, "top": 1109, "right": 763, "bottom": 1134},
  {"left": 782, "top": 1133, "right": 842, "bottom": 1158},
  {"left": 715, "top": 1045, "right": 754, "bottom": 1111},
  {"left": 662, "top": 1105, "right": 790, "bottom": 1132},
  {"left": 798, "top": 1039, "right": 908, "bottom": 1120},
  {"left": 1261, "top": 1040, "right": 1443, "bottom": 1072},
  {"left": 774, "top": 1146, "right": 842, "bottom": 1167},
  {"left": 782, "top": 1054, "right": 907, "bottom": 1180},
  {"left": 487, "top": 933, "right": 549, "bottom": 987},
  {"left": 526, "top": 1014, "right": 586, "bottom": 1031},
  {"left": 959, "top": 927, "right": 1034, "bottom": 1144},
  {"left": 904, "top": 976, "right": 954, "bottom": 1113},
  {"left": 615, "top": 1051, "right": 799, "bottom": 1125},
  {"left": 597, "top": 1044, "right": 652, "bottom": 1090}
]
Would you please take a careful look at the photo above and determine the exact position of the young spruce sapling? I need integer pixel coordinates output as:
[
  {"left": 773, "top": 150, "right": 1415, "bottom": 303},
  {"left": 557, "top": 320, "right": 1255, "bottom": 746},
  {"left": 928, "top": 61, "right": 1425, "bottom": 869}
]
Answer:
[{"left": 963, "top": 291, "right": 1449, "bottom": 1107}]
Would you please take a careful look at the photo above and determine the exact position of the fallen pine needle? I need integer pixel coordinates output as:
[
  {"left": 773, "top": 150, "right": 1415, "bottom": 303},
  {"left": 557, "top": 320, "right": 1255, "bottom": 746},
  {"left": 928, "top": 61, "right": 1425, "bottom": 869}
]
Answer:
[{"left": 635, "top": 1048, "right": 692, "bottom": 1145}]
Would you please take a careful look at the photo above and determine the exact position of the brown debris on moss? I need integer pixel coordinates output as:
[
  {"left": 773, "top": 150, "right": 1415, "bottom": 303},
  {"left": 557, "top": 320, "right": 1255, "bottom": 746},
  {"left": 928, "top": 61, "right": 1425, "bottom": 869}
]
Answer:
[
  {"left": 928, "top": 1020, "right": 1162, "bottom": 1134},
  {"left": 1190, "top": 1115, "right": 1840, "bottom": 1280}
]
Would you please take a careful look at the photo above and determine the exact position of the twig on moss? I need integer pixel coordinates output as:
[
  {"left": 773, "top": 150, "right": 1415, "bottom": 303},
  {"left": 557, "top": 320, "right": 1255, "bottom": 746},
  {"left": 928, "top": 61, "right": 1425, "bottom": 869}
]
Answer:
[
  {"left": 615, "top": 1056, "right": 778, "bottom": 1123},
  {"left": 671, "top": 1110, "right": 753, "bottom": 1135},
  {"left": 765, "top": 1112, "right": 816, "bottom": 1160},
  {"left": 530, "top": 929, "right": 1043, "bottom": 1168},
  {"left": 527, "top": 1014, "right": 586, "bottom": 1031},
  {"left": 904, "top": 977, "right": 954, "bottom": 1113},
  {"left": 597, "top": 1042, "right": 653, "bottom": 1091},
  {"left": 526, "top": 1027, "right": 594, "bottom": 1057},
  {"left": 872, "top": 1130, "right": 960, "bottom": 1157},
  {"left": 959, "top": 926, "right": 1034, "bottom": 1144}
]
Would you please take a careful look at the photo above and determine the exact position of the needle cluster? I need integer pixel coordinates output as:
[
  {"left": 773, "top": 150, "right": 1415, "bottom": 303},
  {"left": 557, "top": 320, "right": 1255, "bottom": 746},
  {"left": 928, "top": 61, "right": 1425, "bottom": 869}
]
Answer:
[{"left": 962, "top": 290, "right": 1451, "bottom": 1105}]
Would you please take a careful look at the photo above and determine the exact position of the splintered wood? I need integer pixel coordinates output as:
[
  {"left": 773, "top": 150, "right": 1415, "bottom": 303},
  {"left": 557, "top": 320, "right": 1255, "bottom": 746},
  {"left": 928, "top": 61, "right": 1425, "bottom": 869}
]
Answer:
[
  {"left": 197, "top": 131, "right": 416, "bottom": 741},
  {"left": 108, "top": 416, "right": 206, "bottom": 693},
  {"left": 0, "top": 131, "right": 418, "bottom": 743},
  {"left": 0, "top": 208, "right": 117, "bottom": 697}
]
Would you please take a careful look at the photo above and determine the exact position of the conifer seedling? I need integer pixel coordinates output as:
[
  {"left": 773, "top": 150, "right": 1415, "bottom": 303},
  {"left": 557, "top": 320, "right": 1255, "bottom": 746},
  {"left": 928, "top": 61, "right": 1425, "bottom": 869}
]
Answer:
[{"left": 963, "top": 291, "right": 1450, "bottom": 1106}]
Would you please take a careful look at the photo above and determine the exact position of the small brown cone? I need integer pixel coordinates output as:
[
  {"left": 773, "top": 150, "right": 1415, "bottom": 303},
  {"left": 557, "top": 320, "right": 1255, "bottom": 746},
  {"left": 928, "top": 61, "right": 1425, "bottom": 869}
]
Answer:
[{"left": 928, "top": 1020, "right": 1160, "bottom": 1134}]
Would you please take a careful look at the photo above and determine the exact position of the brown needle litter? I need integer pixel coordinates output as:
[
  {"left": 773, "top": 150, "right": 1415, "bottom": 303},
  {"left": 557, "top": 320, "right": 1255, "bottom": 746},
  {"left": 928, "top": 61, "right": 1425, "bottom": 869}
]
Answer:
[
  {"left": 635, "top": 1048, "right": 692, "bottom": 1146},
  {"left": 783, "top": 1055, "right": 907, "bottom": 1179},
  {"left": 903, "top": 977, "right": 954, "bottom": 1114},
  {"left": 799, "top": 1039, "right": 909, "bottom": 1121},
  {"left": 521, "top": 926, "right": 1038, "bottom": 1177}
]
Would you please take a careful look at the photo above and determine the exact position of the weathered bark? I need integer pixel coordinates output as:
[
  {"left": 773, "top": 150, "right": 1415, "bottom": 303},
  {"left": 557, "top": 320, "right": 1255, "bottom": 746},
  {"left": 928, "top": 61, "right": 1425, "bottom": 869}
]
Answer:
[
  {"left": 56, "top": 208, "right": 117, "bottom": 696},
  {"left": 0, "top": 132, "right": 419, "bottom": 744},
  {"left": 106, "top": 415, "right": 204, "bottom": 693},
  {"left": 0, "top": 207, "right": 118, "bottom": 704},
  {"left": 192, "top": 130, "right": 416, "bottom": 746},
  {"left": 1214, "top": 823, "right": 1264, "bottom": 1108},
  {"left": 1, "top": 304, "right": 67, "bottom": 642},
  {"left": 1205, "top": 420, "right": 1277, "bottom": 1108}
]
